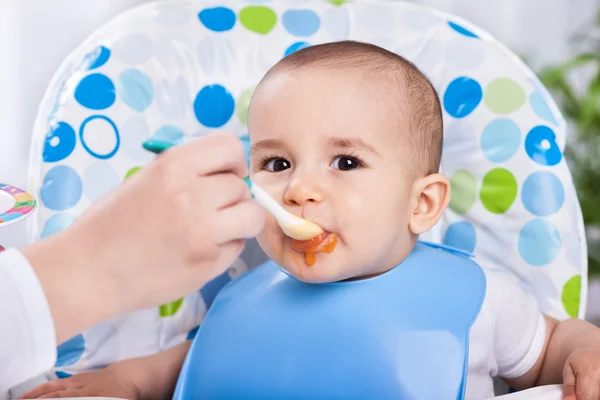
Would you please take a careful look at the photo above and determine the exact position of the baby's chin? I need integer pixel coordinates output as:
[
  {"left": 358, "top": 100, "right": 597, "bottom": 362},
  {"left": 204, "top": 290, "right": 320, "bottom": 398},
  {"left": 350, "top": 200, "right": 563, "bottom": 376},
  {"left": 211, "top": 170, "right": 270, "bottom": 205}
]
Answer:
[{"left": 276, "top": 250, "right": 355, "bottom": 284}]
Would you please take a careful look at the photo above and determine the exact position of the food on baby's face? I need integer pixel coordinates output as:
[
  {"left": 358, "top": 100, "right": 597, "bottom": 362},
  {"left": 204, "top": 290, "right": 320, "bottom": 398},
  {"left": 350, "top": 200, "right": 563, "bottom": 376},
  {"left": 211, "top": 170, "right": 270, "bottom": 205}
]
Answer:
[{"left": 291, "top": 232, "right": 338, "bottom": 266}]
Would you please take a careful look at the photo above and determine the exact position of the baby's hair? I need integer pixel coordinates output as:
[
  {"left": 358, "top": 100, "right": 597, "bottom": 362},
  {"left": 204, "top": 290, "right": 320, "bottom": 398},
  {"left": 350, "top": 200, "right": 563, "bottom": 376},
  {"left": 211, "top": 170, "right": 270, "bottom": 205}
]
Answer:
[{"left": 262, "top": 40, "right": 443, "bottom": 175}]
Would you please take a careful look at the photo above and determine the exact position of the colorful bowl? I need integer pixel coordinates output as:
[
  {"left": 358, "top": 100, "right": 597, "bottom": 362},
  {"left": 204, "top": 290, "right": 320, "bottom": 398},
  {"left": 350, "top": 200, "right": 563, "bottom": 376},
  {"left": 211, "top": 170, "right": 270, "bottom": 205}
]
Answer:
[{"left": 0, "top": 184, "right": 37, "bottom": 228}]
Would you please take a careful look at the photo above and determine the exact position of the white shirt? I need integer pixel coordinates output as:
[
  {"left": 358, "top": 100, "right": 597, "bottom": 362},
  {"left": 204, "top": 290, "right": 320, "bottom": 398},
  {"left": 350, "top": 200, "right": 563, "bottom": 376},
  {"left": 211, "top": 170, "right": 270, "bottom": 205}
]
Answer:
[
  {"left": 0, "top": 249, "right": 56, "bottom": 400},
  {"left": 0, "top": 249, "right": 545, "bottom": 400},
  {"left": 466, "top": 268, "right": 546, "bottom": 399}
]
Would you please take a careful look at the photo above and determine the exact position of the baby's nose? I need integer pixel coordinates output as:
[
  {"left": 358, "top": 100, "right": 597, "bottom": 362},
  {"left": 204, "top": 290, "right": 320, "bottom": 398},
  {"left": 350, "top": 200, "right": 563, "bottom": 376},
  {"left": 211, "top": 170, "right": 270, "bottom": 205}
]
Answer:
[{"left": 284, "top": 181, "right": 325, "bottom": 206}]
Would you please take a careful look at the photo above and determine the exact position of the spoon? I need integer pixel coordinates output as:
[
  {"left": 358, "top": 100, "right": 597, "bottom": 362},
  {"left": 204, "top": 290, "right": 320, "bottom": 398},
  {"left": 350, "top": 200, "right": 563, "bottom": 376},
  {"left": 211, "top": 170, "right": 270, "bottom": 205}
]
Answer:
[{"left": 142, "top": 139, "right": 324, "bottom": 241}]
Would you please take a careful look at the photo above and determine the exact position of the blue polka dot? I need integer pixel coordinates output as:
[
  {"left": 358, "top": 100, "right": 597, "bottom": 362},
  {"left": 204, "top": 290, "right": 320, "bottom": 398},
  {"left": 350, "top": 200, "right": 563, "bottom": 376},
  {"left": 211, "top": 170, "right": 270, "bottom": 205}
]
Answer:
[
  {"left": 525, "top": 125, "right": 562, "bottom": 166},
  {"left": 55, "top": 371, "right": 73, "bottom": 379},
  {"left": 198, "top": 7, "right": 236, "bottom": 31},
  {"left": 519, "top": 219, "right": 561, "bottom": 266},
  {"left": 448, "top": 21, "right": 478, "bottom": 38},
  {"left": 480, "top": 118, "right": 521, "bottom": 162},
  {"left": 284, "top": 41, "right": 310, "bottom": 57},
  {"left": 40, "top": 166, "right": 83, "bottom": 211},
  {"left": 530, "top": 92, "right": 558, "bottom": 126},
  {"left": 41, "top": 213, "right": 77, "bottom": 239},
  {"left": 187, "top": 325, "right": 200, "bottom": 341},
  {"left": 194, "top": 85, "right": 235, "bottom": 128},
  {"left": 74, "top": 73, "right": 115, "bottom": 110},
  {"left": 56, "top": 334, "right": 85, "bottom": 367},
  {"left": 282, "top": 10, "right": 321, "bottom": 36},
  {"left": 88, "top": 46, "right": 111, "bottom": 69},
  {"left": 200, "top": 271, "right": 231, "bottom": 309},
  {"left": 240, "top": 134, "right": 251, "bottom": 167},
  {"left": 117, "top": 69, "right": 154, "bottom": 112},
  {"left": 79, "top": 115, "right": 120, "bottom": 160},
  {"left": 521, "top": 171, "right": 565, "bottom": 217},
  {"left": 43, "top": 122, "right": 76, "bottom": 163},
  {"left": 151, "top": 125, "right": 184, "bottom": 145},
  {"left": 443, "top": 221, "right": 476, "bottom": 252},
  {"left": 443, "top": 77, "right": 482, "bottom": 118}
]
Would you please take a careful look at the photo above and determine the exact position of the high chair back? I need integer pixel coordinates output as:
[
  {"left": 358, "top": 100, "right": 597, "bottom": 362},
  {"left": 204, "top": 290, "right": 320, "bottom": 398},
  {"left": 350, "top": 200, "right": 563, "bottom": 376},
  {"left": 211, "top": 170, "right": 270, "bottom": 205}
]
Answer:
[{"left": 26, "top": 0, "right": 586, "bottom": 378}]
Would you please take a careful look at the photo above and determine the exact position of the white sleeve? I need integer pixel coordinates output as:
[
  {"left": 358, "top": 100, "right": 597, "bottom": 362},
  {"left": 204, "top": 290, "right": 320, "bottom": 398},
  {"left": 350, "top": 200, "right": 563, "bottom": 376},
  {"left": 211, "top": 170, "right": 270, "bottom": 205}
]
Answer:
[
  {"left": 0, "top": 249, "right": 56, "bottom": 397},
  {"left": 484, "top": 269, "right": 547, "bottom": 379}
]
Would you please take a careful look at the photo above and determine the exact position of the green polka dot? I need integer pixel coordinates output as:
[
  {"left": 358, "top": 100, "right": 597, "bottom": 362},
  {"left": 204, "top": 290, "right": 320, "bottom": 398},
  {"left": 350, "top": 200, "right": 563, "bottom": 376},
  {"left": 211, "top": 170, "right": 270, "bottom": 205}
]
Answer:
[
  {"left": 562, "top": 275, "right": 581, "bottom": 318},
  {"left": 236, "top": 87, "right": 255, "bottom": 126},
  {"left": 328, "top": 0, "right": 348, "bottom": 5},
  {"left": 240, "top": 6, "right": 277, "bottom": 34},
  {"left": 480, "top": 168, "right": 517, "bottom": 214},
  {"left": 124, "top": 167, "right": 141, "bottom": 180},
  {"left": 484, "top": 78, "right": 526, "bottom": 114},
  {"left": 449, "top": 170, "right": 477, "bottom": 215},
  {"left": 159, "top": 297, "right": 184, "bottom": 317}
]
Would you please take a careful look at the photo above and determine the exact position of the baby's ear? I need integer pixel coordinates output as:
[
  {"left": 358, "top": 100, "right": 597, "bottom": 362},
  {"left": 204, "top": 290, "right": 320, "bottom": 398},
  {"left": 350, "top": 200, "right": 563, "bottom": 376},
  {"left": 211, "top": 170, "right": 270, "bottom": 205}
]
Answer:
[{"left": 408, "top": 174, "right": 450, "bottom": 235}]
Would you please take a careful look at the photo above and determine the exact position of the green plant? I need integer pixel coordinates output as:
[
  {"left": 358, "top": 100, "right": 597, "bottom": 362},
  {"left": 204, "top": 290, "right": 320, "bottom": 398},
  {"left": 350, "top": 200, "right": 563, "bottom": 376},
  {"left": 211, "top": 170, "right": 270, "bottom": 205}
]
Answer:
[{"left": 537, "top": 17, "right": 600, "bottom": 276}]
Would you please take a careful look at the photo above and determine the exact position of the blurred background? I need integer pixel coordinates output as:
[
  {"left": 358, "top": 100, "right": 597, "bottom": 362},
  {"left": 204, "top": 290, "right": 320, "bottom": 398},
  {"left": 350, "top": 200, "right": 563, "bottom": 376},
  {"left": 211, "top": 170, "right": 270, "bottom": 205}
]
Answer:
[{"left": 1, "top": 0, "right": 599, "bottom": 319}]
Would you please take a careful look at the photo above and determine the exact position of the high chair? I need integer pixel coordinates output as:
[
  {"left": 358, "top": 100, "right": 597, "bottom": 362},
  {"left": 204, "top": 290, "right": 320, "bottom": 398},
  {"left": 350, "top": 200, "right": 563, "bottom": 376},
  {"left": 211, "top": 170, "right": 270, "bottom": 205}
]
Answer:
[{"left": 24, "top": 1, "right": 585, "bottom": 398}]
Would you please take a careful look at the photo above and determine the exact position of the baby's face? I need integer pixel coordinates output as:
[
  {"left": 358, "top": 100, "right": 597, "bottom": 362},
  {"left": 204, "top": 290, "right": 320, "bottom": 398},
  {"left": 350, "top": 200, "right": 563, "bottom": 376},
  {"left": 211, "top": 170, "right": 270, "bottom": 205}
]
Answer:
[{"left": 249, "top": 69, "right": 418, "bottom": 283}]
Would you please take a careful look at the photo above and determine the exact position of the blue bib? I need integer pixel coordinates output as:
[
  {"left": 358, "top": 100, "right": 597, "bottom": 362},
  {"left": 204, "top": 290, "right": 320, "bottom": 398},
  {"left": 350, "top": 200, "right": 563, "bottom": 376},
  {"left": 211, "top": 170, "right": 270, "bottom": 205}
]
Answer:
[{"left": 174, "top": 241, "right": 486, "bottom": 400}]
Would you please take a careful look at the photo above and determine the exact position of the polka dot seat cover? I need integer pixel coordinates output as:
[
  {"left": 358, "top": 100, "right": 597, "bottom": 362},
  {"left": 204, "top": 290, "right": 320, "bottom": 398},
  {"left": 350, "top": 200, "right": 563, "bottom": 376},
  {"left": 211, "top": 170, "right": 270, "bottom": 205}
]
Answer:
[{"left": 27, "top": 0, "right": 587, "bottom": 378}]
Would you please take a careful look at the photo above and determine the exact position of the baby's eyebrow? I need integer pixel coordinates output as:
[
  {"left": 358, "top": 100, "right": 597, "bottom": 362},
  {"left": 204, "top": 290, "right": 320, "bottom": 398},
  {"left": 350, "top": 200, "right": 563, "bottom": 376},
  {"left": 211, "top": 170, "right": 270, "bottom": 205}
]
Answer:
[
  {"left": 328, "top": 138, "right": 381, "bottom": 157},
  {"left": 250, "top": 139, "right": 285, "bottom": 153}
]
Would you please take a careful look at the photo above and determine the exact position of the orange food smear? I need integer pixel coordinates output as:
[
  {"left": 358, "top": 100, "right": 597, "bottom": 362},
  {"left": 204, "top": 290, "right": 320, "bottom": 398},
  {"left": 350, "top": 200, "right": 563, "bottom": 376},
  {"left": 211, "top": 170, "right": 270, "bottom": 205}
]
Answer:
[{"left": 291, "top": 232, "right": 338, "bottom": 266}]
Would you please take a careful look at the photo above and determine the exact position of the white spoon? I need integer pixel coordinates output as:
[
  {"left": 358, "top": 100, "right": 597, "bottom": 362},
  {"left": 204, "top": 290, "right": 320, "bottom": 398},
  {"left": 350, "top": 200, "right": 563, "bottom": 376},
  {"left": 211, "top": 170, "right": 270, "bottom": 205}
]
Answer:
[
  {"left": 143, "top": 139, "right": 324, "bottom": 241},
  {"left": 243, "top": 177, "right": 323, "bottom": 241}
]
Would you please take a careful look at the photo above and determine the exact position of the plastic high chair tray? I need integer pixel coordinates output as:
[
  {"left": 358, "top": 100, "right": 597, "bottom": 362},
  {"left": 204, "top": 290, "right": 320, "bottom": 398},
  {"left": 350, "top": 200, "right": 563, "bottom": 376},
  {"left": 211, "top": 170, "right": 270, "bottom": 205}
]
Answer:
[
  {"left": 488, "top": 384, "right": 563, "bottom": 400},
  {"left": 36, "top": 385, "right": 563, "bottom": 400},
  {"left": 0, "top": 183, "right": 36, "bottom": 227}
]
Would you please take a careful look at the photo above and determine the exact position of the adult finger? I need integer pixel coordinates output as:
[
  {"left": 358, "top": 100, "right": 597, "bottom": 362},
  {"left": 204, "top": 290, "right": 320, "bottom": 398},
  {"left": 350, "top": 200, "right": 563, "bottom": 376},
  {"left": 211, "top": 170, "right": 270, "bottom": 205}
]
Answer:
[
  {"left": 199, "top": 173, "right": 251, "bottom": 210},
  {"left": 172, "top": 133, "right": 248, "bottom": 178},
  {"left": 213, "top": 200, "right": 265, "bottom": 244}
]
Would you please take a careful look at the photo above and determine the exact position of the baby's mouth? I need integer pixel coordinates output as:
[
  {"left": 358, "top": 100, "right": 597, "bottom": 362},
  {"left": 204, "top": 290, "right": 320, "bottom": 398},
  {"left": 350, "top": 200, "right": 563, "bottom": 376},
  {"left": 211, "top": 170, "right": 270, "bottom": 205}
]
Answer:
[{"left": 291, "top": 231, "right": 338, "bottom": 266}]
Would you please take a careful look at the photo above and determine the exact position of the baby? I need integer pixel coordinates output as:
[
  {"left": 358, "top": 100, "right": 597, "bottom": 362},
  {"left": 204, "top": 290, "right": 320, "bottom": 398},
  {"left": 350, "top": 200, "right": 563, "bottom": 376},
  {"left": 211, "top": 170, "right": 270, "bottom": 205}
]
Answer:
[{"left": 23, "top": 41, "right": 600, "bottom": 400}]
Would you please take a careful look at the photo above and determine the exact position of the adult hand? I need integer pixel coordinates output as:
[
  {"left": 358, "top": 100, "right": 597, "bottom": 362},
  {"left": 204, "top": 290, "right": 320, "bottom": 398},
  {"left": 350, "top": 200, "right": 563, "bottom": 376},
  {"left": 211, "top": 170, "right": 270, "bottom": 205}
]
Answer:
[{"left": 23, "top": 133, "right": 264, "bottom": 343}]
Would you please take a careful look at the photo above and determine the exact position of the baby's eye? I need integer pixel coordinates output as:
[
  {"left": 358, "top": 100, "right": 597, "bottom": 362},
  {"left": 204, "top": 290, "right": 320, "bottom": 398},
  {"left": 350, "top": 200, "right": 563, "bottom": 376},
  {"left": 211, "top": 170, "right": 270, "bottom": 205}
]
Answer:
[
  {"left": 331, "top": 156, "right": 361, "bottom": 171},
  {"left": 264, "top": 158, "right": 291, "bottom": 172}
]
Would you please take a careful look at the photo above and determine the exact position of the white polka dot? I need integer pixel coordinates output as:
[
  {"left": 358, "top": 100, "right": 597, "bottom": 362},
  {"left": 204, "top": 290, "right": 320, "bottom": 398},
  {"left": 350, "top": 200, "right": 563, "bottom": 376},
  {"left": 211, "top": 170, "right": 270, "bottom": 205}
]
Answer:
[
  {"left": 121, "top": 116, "right": 153, "bottom": 162},
  {"left": 113, "top": 33, "right": 154, "bottom": 65},
  {"left": 394, "top": 39, "right": 423, "bottom": 60},
  {"left": 445, "top": 36, "right": 485, "bottom": 70},
  {"left": 322, "top": 6, "right": 350, "bottom": 41},
  {"left": 369, "top": 37, "right": 396, "bottom": 53},
  {"left": 155, "top": 33, "right": 199, "bottom": 77},
  {"left": 81, "top": 117, "right": 118, "bottom": 156},
  {"left": 156, "top": 76, "right": 189, "bottom": 120},
  {"left": 402, "top": 9, "right": 442, "bottom": 31},
  {"left": 355, "top": 4, "right": 405, "bottom": 36},
  {"left": 49, "top": 136, "right": 60, "bottom": 147},
  {"left": 83, "top": 162, "right": 120, "bottom": 202},
  {"left": 154, "top": 7, "right": 192, "bottom": 27},
  {"left": 197, "top": 35, "right": 236, "bottom": 75},
  {"left": 541, "top": 139, "right": 551, "bottom": 150},
  {"left": 411, "top": 39, "right": 443, "bottom": 74}
]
